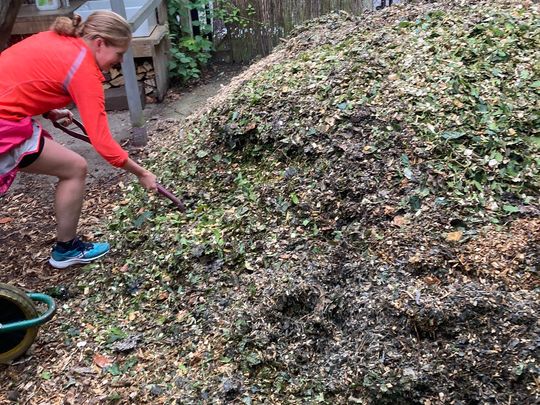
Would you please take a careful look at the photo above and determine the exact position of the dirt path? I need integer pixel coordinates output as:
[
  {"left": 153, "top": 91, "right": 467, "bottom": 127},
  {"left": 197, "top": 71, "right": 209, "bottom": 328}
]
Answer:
[{"left": 0, "top": 65, "right": 243, "bottom": 290}]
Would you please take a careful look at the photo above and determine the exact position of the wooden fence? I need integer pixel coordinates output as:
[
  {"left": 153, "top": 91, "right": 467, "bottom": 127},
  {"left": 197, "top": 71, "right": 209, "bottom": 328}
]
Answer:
[{"left": 214, "top": 0, "right": 377, "bottom": 62}]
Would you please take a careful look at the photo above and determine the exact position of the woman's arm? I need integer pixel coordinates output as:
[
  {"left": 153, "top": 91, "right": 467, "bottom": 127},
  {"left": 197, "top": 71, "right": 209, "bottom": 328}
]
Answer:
[
  {"left": 67, "top": 59, "right": 158, "bottom": 192},
  {"left": 45, "top": 108, "right": 157, "bottom": 192},
  {"left": 122, "top": 158, "right": 157, "bottom": 192}
]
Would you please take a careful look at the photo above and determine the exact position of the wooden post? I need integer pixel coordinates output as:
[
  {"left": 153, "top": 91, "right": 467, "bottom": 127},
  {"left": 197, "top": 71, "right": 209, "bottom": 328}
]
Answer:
[
  {"left": 0, "top": 0, "right": 23, "bottom": 51},
  {"left": 179, "top": 0, "right": 193, "bottom": 37},
  {"left": 111, "top": 0, "right": 148, "bottom": 145},
  {"left": 156, "top": 0, "right": 168, "bottom": 25}
]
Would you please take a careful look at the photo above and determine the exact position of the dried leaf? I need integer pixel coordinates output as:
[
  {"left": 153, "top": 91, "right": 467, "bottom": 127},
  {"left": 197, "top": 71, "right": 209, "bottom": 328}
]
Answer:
[
  {"left": 392, "top": 216, "right": 408, "bottom": 227},
  {"left": 93, "top": 354, "right": 113, "bottom": 369},
  {"left": 446, "top": 231, "right": 463, "bottom": 242}
]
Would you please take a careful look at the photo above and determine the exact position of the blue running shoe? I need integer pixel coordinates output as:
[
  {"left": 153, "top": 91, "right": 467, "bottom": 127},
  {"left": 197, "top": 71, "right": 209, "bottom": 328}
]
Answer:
[{"left": 49, "top": 238, "right": 110, "bottom": 269}]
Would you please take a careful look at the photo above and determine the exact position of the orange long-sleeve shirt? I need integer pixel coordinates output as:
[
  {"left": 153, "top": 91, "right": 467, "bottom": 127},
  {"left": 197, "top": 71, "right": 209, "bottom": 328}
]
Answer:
[{"left": 0, "top": 31, "right": 128, "bottom": 167}]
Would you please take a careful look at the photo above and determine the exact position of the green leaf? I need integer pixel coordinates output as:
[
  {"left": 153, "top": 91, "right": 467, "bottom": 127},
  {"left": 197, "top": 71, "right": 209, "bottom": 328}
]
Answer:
[
  {"left": 488, "top": 122, "right": 499, "bottom": 132},
  {"left": 107, "top": 363, "right": 122, "bottom": 376},
  {"left": 123, "top": 357, "right": 138, "bottom": 371},
  {"left": 337, "top": 102, "right": 350, "bottom": 110},
  {"left": 409, "top": 195, "right": 421, "bottom": 211},
  {"left": 519, "top": 70, "right": 531, "bottom": 79},
  {"left": 401, "top": 154, "right": 410, "bottom": 167},
  {"left": 477, "top": 103, "right": 488, "bottom": 113},
  {"left": 403, "top": 167, "right": 413, "bottom": 180},
  {"left": 196, "top": 150, "right": 209, "bottom": 158},
  {"left": 398, "top": 21, "right": 413, "bottom": 28},
  {"left": 502, "top": 205, "right": 519, "bottom": 213},
  {"left": 529, "top": 137, "right": 540, "bottom": 148},
  {"left": 133, "top": 211, "right": 153, "bottom": 228},
  {"left": 491, "top": 151, "right": 504, "bottom": 162},
  {"left": 245, "top": 352, "right": 261, "bottom": 366},
  {"left": 106, "top": 327, "right": 127, "bottom": 344},
  {"left": 441, "top": 131, "right": 465, "bottom": 140}
]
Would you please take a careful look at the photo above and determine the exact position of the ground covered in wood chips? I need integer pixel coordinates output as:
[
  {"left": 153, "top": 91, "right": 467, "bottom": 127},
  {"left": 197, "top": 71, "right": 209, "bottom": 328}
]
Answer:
[{"left": 1, "top": 1, "right": 539, "bottom": 404}]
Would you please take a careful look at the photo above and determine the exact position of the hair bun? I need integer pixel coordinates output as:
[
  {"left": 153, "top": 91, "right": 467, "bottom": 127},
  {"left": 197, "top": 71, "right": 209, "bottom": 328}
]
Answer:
[{"left": 72, "top": 14, "right": 82, "bottom": 27}]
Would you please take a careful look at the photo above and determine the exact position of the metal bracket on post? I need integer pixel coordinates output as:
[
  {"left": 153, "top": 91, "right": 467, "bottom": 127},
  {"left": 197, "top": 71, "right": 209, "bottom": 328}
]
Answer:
[{"left": 110, "top": 0, "right": 147, "bottom": 146}]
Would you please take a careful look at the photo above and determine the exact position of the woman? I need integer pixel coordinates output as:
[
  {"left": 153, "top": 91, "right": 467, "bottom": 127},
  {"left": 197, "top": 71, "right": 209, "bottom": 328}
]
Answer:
[{"left": 0, "top": 11, "right": 157, "bottom": 269}]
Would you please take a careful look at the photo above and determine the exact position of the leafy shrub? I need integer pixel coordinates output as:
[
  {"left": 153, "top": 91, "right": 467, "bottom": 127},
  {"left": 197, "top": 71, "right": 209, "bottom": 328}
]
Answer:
[{"left": 167, "top": 0, "right": 254, "bottom": 82}]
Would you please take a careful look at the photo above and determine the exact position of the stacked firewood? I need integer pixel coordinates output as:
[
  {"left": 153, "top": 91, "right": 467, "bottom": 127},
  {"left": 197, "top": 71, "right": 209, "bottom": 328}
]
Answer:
[{"left": 102, "top": 59, "right": 158, "bottom": 103}]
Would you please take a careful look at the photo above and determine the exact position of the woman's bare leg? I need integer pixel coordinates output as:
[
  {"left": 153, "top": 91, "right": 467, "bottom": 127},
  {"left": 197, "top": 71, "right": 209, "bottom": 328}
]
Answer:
[{"left": 20, "top": 137, "right": 87, "bottom": 242}]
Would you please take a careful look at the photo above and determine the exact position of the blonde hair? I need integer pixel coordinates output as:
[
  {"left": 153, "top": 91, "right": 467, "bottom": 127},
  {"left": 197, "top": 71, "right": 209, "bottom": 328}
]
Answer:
[{"left": 50, "top": 10, "right": 132, "bottom": 48}]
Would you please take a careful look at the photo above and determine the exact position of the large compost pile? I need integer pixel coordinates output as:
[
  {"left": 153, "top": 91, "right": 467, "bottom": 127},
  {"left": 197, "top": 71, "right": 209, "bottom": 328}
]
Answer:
[
  {"left": 2, "top": 0, "right": 538, "bottom": 403},
  {"left": 104, "top": 1, "right": 539, "bottom": 402}
]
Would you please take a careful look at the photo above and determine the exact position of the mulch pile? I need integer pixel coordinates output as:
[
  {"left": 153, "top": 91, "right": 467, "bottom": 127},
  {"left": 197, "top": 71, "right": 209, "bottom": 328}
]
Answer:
[{"left": 1, "top": 1, "right": 538, "bottom": 404}]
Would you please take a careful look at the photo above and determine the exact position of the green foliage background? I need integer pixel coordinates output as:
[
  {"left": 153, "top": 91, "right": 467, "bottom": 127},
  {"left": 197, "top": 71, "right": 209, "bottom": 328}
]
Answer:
[{"left": 167, "top": 0, "right": 253, "bottom": 82}]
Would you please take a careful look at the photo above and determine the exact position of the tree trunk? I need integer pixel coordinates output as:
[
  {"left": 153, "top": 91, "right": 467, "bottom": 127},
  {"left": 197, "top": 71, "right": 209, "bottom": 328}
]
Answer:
[{"left": 0, "top": 0, "right": 23, "bottom": 51}]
